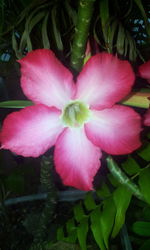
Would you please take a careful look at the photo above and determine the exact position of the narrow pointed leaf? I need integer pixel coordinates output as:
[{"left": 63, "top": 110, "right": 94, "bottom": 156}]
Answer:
[
  {"left": 100, "top": 198, "right": 116, "bottom": 249},
  {"left": 121, "top": 156, "right": 141, "bottom": 176},
  {"left": 42, "top": 13, "right": 50, "bottom": 49},
  {"left": 139, "top": 168, "right": 150, "bottom": 205},
  {"left": 77, "top": 218, "right": 88, "bottom": 250},
  {"left": 90, "top": 208, "right": 106, "bottom": 250},
  {"left": 51, "top": 7, "right": 63, "bottom": 51},
  {"left": 112, "top": 185, "right": 132, "bottom": 237},
  {"left": 84, "top": 192, "right": 97, "bottom": 211},
  {"left": 0, "top": 100, "right": 33, "bottom": 108},
  {"left": 74, "top": 203, "right": 86, "bottom": 222}
]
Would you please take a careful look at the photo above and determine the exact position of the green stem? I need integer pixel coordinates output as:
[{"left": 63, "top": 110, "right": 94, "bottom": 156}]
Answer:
[
  {"left": 32, "top": 156, "right": 57, "bottom": 244},
  {"left": 106, "top": 156, "right": 145, "bottom": 201},
  {"left": 70, "top": 0, "right": 96, "bottom": 73}
]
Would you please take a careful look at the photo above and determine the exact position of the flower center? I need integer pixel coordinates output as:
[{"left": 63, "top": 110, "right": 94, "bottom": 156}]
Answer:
[{"left": 62, "top": 101, "right": 90, "bottom": 127}]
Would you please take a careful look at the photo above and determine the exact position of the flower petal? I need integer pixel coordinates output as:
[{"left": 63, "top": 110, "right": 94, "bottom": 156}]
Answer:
[
  {"left": 138, "top": 60, "right": 150, "bottom": 83},
  {"left": 19, "top": 49, "right": 75, "bottom": 109},
  {"left": 1, "top": 104, "right": 64, "bottom": 157},
  {"left": 75, "top": 53, "right": 135, "bottom": 109},
  {"left": 144, "top": 109, "right": 150, "bottom": 126},
  {"left": 54, "top": 127, "right": 101, "bottom": 191},
  {"left": 85, "top": 105, "right": 141, "bottom": 155}
]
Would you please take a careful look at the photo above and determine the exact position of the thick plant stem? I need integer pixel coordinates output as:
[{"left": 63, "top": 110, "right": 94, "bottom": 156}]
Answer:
[
  {"left": 107, "top": 156, "right": 145, "bottom": 201},
  {"left": 70, "top": 0, "right": 96, "bottom": 73},
  {"left": 32, "top": 156, "right": 57, "bottom": 245}
]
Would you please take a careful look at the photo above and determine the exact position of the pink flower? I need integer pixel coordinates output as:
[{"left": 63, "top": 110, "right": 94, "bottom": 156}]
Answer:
[
  {"left": 144, "top": 109, "right": 150, "bottom": 126},
  {"left": 0, "top": 49, "right": 141, "bottom": 190},
  {"left": 138, "top": 60, "right": 150, "bottom": 84},
  {"left": 138, "top": 60, "right": 150, "bottom": 126}
]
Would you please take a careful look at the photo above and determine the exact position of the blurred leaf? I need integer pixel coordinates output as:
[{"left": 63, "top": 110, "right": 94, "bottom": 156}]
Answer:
[
  {"left": 139, "top": 167, "right": 150, "bottom": 205},
  {"left": 42, "top": 13, "right": 50, "bottom": 49},
  {"left": 90, "top": 208, "right": 106, "bottom": 250},
  {"left": 142, "top": 206, "right": 150, "bottom": 220},
  {"left": 112, "top": 185, "right": 132, "bottom": 238},
  {"left": 121, "top": 156, "right": 141, "bottom": 176},
  {"left": 137, "top": 142, "right": 150, "bottom": 161},
  {"left": 100, "top": 0, "right": 109, "bottom": 42},
  {"left": 139, "top": 239, "right": 150, "bottom": 250},
  {"left": 0, "top": 100, "right": 33, "bottom": 108},
  {"left": 64, "top": 0, "right": 77, "bottom": 25},
  {"left": 66, "top": 218, "right": 77, "bottom": 243},
  {"left": 77, "top": 218, "right": 88, "bottom": 250},
  {"left": 133, "top": 0, "right": 150, "bottom": 36},
  {"left": 84, "top": 192, "right": 97, "bottom": 211},
  {"left": 51, "top": 6, "right": 63, "bottom": 51},
  {"left": 132, "top": 221, "right": 150, "bottom": 236},
  {"left": 74, "top": 203, "right": 86, "bottom": 222},
  {"left": 100, "top": 198, "right": 116, "bottom": 249},
  {"left": 5, "top": 172, "right": 25, "bottom": 194},
  {"left": 96, "top": 182, "right": 111, "bottom": 198},
  {"left": 57, "top": 227, "right": 64, "bottom": 241},
  {"left": 116, "top": 23, "right": 125, "bottom": 55}
]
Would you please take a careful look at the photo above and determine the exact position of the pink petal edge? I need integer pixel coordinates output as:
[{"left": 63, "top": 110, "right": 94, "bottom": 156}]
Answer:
[
  {"left": 138, "top": 60, "right": 150, "bottom": 83},
  {"left": 85, "top": 105, "right": 141, "bottom": 155},
  {"left": 19, "top": 49, "right": 75, "bottom": 109},
  {"left": 0, "top": 104, "right": 64, "bottom": 157},
  {"left": 75, "top": 52, "right": 135, "bottom": 109},
  {"left": 54, "top": 127, "right": 101, "bottom": 191}
]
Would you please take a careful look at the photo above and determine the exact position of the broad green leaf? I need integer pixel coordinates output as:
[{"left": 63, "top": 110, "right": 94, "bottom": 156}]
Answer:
[
  {"left": 0, "top": 100, "right": 33, "bottom": 108},
  {"left": 84, "top": 192, "right": 97, "bottom": 211},
  {"left": 90, "top": 208, "right": 106, "bottom": 250},
  {"left": 139, "top": 239, "right": 150, "bottom": 250},
  {"left": 137, "top": 142, "right": 150, "bottom": 161},
  {"left": 77, "top": 218, "right": 88, "bottom": 250},
  {"left": 96, "top": 182, "right": 111, "bottom": 198},
  {"left": 132, "top": 221, "right": 150, "bottom": 237},
  {"left": 139, "top": 168, "right": 150, "bottom": 204},
  {"left": 100, "top": 198, "right": 116, "bottom": 249},
  {"left": 112, "top": 185, "right": 132, "bottom": 237},
  {"left": 42, "top": 13, "right": 50, "bottom": 49},
  {"left": 74, "top": 203, "right": 86, "bottom": 222},
  {"left": 121, "top": 156, "right": 141, "bottom": 176}
]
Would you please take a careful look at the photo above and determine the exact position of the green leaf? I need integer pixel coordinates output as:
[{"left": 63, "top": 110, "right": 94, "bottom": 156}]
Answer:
[
  {"left": 121, "top": 156, "right": 141, "bottom": 176},
  {"left": 139, "top": 167, "right": 150, "bottom": 205},
  {"left": 112, "top": 185, "right": 132, "bottom": 237},
  {"left": 133, "top": 0, "right": 150, "bottom": 37},
  {"left": 74, "top": 203, "right": 86, "bottom": 222},
  {"left": 97, "top": 182, "right": 111, "bottom": 198},
  {"left": 57, "top": 227, "right": 65, "bottom": 241},
  {"left": 107, "top": 156, "right": 143, "bottom": 200},
  {"left": 0, "top": 100, "right": 33, "bottom": 108},
  {"left": 77, "top": 218, "right": 88, "bottom": 250},
  {"left": 90, "top": 208, "right": 106, "bottom": 250},
  {"left": 132, "top": 221, "right": 150, "bottom": 237},
  {"left": 51, "top": 6, "right": 63, "bottom": 51},
  {"left": 100, "top": 198, "right": 116, "bottom": 249},
  {"left": 84, "top": 192, "right": 97, "bottom": 211},
  {"left": 116, "top": 23, "right": 125, "bottom": 55},
  {"left": 100, "top": 0, "right": 109, "bottom": 42},
  {"left": 66, "top": 218, "right": 77, "bottom": 243},
  {"left": 5, "top": 173, "right": 25, "bottom": 194},
  {"left": 137, "top": 142, "right": 150, "bottom": 161},
  {"left": 139, "top": 239, "right": 150, "bottom": 250}
]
